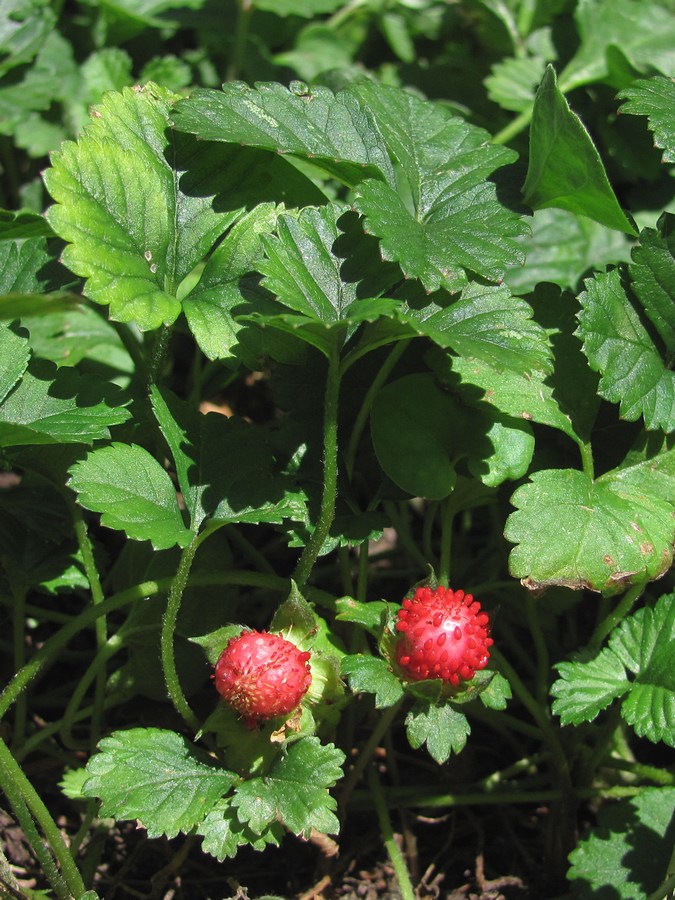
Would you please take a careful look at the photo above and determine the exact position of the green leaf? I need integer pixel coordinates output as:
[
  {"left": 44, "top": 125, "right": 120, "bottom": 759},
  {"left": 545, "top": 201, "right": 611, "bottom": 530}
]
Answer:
[
  {"left": 0, "top": 208, "right": 54, "bottom": 240},
  {"left": 560, "top": 0, "right": 675, "bottom": 92},
  {"left": 439, "top": 352, "right": 578, "bottom": 443},
  {"left": 0, "top": 360, "right": 130, "bottom": 447},
  {"left": 506, "top": 449, "right": 675, "bottom": 594},
  {"left": 44, "top": 84, "right": 246, "bottom": 331},
  {"left": 504, "top": 207, "right": 631, "bottom": 296},
  {"left": 351, "top": 81, "right": 525, "bottom": 291},
  {"left": 371, "top": 372, "right": 535, "bottom": 498},
  {"left": 479, "top": 671, "right": 512, "bottom": 711},
  {"left": 341, "top": 655, "right": 404, "bottom": 709},
  {"left": 232, "top": 737, "right": 344, "bottom": 837},
  {"left": 610, "top": 594, "right": 675, "bottom": 746},
  {"left": 568, "top": 787, "right": 675, "bottom": 899},
  {"left": 576, "top": 267, "right": 675, "bottom": 433},
  {"left": 523, "top": 66, "right": 635, "bottom": 235},
  {"left": 335, "top": 598, "right": 391, "bottom": 636},
  {"left": 150, "top": 386, "right": 305, "bottom": 531},
  {"left": 619, "top": 76, "right": 675, "bottom": 164},
  {"left": 486, "top": 53, "right": 547, "bottom": 113},
  {"left": 0, "top": 238, "right": 56, "bottom": 294},
  {"left": 0, "top": 0, "right": 57, "bottom": 75},
  {"left": 198, "top": 800, "right": 282, "bottom": 861},
  {"left": 396, "top": 282, "right": 552, "bottom": 375},
  {"left": 172, "top": 81, "right": 394, "bottom": 188},
  {"left": 552, "top": 648, "right": 630, "bottom": 725},
  {"left": 0, "top": 323, "right": 30, "bottom": 404},
  {"left": 82, "top": 728, "right": 236, "bottom": 839},
  {"left": 182, "top": 203, "right": 280, "bottom": 361},
  {"left": 630, "top": 214, "right": 675, "bottom": 353},
  {"left": 68, "top": 443, "right": 192, "bottom": 550},
  {"left": 405, "top": 701, "right": 471, "bottom": 764}
]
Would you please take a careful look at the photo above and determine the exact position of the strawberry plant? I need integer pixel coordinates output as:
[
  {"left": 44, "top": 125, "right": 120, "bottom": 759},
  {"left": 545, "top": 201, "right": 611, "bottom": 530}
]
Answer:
[{"left": 1, "top": 1, "right": 674, "bottom": 898}]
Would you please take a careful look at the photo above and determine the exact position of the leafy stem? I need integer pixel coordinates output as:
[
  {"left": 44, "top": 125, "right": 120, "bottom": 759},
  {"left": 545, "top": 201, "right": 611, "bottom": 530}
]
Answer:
[{"left": 293, "top": 348, "right": 342, "bottom": 590}]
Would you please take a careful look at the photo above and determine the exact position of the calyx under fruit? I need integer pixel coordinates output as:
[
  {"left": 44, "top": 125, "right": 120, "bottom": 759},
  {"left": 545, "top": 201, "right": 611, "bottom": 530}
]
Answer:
[
  {"left": 214, "top": 630, "right": 312, "bottom": 724},
  {"left": 395, "top": 585, "right": 492, "bottom": 685}
]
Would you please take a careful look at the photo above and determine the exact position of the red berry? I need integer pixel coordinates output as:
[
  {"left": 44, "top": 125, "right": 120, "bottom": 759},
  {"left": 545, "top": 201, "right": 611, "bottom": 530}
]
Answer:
[
  {"left": 395, "top": 586, "right": 493, "bottom": 686},
  {"left": 214, "top": 630, "right": 312, "bottom": 724}
]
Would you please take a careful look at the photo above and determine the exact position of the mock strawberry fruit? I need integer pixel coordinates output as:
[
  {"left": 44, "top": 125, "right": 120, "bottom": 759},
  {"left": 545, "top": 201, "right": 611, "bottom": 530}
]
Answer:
[
  {"left": 214, "top": 630, "right": 312, "bottom": 724},
  {"left": 395, "top": 586, "right": 492, "bottom": 685}
]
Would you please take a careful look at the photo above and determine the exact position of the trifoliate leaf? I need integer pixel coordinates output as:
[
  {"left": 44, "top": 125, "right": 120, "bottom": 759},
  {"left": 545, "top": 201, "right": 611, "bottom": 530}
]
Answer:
[
  {"left": 82, "top": 729, "right": 236, "bottom": 839},
  {"left": 523, "top": 66, "right": 635, "bottom": 235},
  {"left": 619, "top": 76, "right": 675, "bottom": 164},
  {"left": 506, "top": 448, "right": 675, "bottom": 594},
  {"left": 197, "top": 800, "right": 282, "bottom": 861},
  {"left": 232, "top": 737, "right": 344, "bottom": 837},
  {"left": 567, "top": 788, "right": 675, "bottom": 899},
  {"left": 577, "top": 268, "right": 675, "bottom": 433},
  {"left": 351, "top": 81, "right": 525, "bottom": 292},
  {"left": 341, "top": 655, "right": 404, "bottom": 709},
  {"left": 68, "top": 443, "right": 192, "bottom": 550},
  {"left": 172, "top": 81, "right": 393, "bottom": 188},
  {"left": 0, "top": 323, "right": 30, "bottom": 404},
  {"left": 0, "top": 359, "right": 130, "bottom": 447},
  {"left": 405, "top": 701, "right": 471, "bottom": 764}
]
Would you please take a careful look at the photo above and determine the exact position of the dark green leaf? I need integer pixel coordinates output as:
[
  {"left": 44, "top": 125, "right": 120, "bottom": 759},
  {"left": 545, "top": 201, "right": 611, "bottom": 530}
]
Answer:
[
  {"left": 619, "top": 76, "right": 675, "bottom": 164},
  {"left": 0, "top": 208, "right": 54, "bottom": 240},
  {"left": 0, "top": 323, "right": 30, "bottom": 403},
  {"left": 577, "top": 268, "right": 675, "bottom": 432},
  {"left": 568, "top": 787, "right": 675, "bottom": 899},
  {"left": 198, "top": 800, "right": 282, "bottom": 861},
  {"left": 82, "top": 728, "right": 236, "bottom": 839},
  {"left": 68, "top": 443, "right": 192, "bottom": 550},
  {"left": 341, "top": 655, "right": 404, "bottom": 709},
  {"left": 405, "top": 701, "right": 471, "bottom": 763},
  {"left": 232, "top": 737, "right": 344, "bottom": 837},
  {"left": 172, "top": 81, "right": 393, "bottom": 188},
  {"left": 630, "top": 214, "right": 675, "bottom": 353},
  {"left": 0, "top": 359, "right": 130, "bottom": 447},
  {"left": 523, "top": 66, "right": 635, "bottom": 235}
]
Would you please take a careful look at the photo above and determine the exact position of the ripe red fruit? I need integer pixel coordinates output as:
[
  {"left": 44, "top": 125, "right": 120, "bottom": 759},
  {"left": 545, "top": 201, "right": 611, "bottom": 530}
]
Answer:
[
  {"left": 214, "top": 630, "right": 312, "bottom": 725},
  {"left": 395, "top": 586, "right": 492, "bottom": 686}
]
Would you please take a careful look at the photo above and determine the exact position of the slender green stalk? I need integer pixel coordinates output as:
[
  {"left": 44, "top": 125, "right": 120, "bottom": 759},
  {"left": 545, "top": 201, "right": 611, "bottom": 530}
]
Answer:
[
  {"left": 344, "top": 340, "right": 409, "bottom": 479},
  {"left": 60, "top": 636, "right": 124, "bottom": 749},
  {"left": 589, "top": 582, "right": 644, "bottom": 650},
  {"left": 437, "top": 498, "right": 456, "bottom": 586},
  {"left": 0, "top": 736, "right": 87, "bottom": 900},
  {"left": 490, "top": 648, "right": 572, "bottom": 793},
  {"left": 602, "top": 757, "right": 675, "bottom": 786},
  {"left": 367, "top": 766, "right": 416, "bottom": 900},
  {"left": 525, "top": 593, "right": 549, "bottom": 704},
  {"left": 147, "top": 325, "right": 172, "bottom": 387},
  {"left": 578, "top": 439, "right": 595, "bottom": 480},
  {"left": 491, "top": 107, "right": 533, "bottom": 145},
  {"left": 5, "top": 565, "right": 28, "bottom": 748},
  {"left": 226, "top": 0, "right": 253, "bottom": 82},
  {"left": 382, "top": 502, "right": 429, "bottom": 571},
  {"left": 161, "top": 535, "right": 202, "bottom": 731},
  {"left": 339, "top": 698, "right": 404, "bottom": 815},
  {"left": 294, "top": 349, "right": 342, "bottom": 589},
  {"left": 69, "top": 499, "right": 108, "bottom": 749}
]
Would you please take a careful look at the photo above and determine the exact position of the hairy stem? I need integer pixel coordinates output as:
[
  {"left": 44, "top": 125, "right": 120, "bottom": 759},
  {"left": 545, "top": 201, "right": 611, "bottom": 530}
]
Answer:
[
  {"left": 367, "top": 766, "right": 416, "bottom": 900},
  {"left": 161, "top": 535, "right": 202, "bottom": 731},
  {"left": 294, "top": 349, "right": 342, "bottom": 589},
  {"left": 0, "top": 736, "right": 87, "bottom": 900}
]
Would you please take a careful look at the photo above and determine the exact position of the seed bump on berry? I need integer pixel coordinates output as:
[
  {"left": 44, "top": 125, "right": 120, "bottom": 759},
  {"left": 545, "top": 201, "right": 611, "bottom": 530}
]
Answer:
[{"left": 394, "top": 586, "right": 493, "bottom": 686}]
